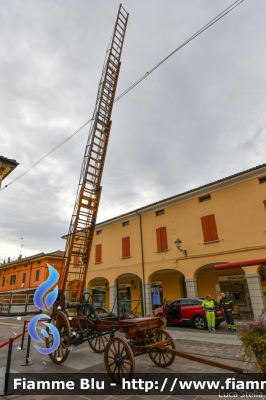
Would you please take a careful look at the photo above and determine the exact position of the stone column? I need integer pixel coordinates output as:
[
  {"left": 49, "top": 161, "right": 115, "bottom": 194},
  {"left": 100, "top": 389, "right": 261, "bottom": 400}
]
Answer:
[
  {"left": 109, "top": 285, "right": 117, "bottom": 314},
  {"left": 143, "top": 281, "right": 152, "bottom": 316},
  {"left": 185, "top": 278, "right": 198, "bottom": 298},
  {"left": 245, "top": 273, "right": 264, "bottom": 318}
]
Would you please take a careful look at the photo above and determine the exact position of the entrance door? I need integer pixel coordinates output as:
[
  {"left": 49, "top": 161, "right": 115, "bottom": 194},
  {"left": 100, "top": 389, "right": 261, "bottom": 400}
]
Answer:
[{"left": 220, "top": 281, "right": 251, "bottom": 312}]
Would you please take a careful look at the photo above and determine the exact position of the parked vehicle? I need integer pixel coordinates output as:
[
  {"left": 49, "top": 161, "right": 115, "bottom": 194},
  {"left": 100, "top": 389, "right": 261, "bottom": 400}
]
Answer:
[{"left": 154, "top": 297, "right": 225, "bottom": 330}]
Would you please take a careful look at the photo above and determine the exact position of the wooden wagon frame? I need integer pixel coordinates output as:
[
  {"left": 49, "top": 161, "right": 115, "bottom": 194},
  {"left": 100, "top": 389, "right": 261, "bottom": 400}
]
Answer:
[{"left": 45, "top": 279, "right": 245, "bottom": 383}]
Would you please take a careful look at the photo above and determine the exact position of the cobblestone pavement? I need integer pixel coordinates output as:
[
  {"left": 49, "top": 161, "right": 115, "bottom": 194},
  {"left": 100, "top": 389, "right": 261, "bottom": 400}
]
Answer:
[{"left": 0, "top": 317, "right": 263, "bottom": 400}]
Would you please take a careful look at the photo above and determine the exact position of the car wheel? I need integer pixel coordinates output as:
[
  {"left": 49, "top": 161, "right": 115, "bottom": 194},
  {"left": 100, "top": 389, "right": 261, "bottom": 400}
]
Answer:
[
  {"left": 193, "top": 315, "right": 207, "bottom": 330},
  {"left": 215, "top": 323, "right": 221, "bottom": 328},
  {"left": 156, "top": 313, "right": 163, "bottom": 317}
]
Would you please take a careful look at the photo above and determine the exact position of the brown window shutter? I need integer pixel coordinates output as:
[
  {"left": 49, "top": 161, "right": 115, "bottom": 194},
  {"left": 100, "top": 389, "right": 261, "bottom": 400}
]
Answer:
[
  {"left": 156, "top": 228, "right": 162, "bottom": 251},
  {"left": 264, "top": 200, "right": 266, "bottom": 210},
  {"left": 95, "top": 244, "right": 102, "bottom": 263},
  {"left": 201, "top": 216, "right": 212, "bottom": 242},
  {"left": 201, "top": 215, "right": 218, "bottom": 242},
  {"left": 122, "top": 237, "right": 130, "bottom": 257},
  {"left": 73, "top": 254, "right": 79, "bottom": 265},
  {"left": 160, "top": 227, "right": 168, "bottom": 250},
  {"left": 126, "top": 237, "right": 130, "bottom": 257},
  {"left": 208, "top": 214, "right": 218, "bottom": 241}
]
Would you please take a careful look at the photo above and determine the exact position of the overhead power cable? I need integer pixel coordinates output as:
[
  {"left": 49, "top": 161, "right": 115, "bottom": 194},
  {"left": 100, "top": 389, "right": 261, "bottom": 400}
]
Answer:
[
  {"left": 114, "top": 0, "right": 244, "bottom": 103},
  {"left": 0, "top": 0, "right": 244, "bottom": 192},
  {"left": 0, "top": 119, "right": 92, "bottom": 191}
]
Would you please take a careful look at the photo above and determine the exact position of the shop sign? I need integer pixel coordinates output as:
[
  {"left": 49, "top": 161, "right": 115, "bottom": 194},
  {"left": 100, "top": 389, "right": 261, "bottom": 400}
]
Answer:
[
  {"left": 152, "top": 287, "right": 160, "bottom": 305},
  {"left": 92, "top": 286, "right": 105, "bottom": 290},
  {"left": 218, "top": 275, "right": 245, "bottom": 282}
]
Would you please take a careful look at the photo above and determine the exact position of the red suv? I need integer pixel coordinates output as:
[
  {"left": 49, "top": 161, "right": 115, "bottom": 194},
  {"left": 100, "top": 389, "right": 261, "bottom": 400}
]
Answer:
[{"left": 154, "top": 297, "right": 225, "bottom": 330}]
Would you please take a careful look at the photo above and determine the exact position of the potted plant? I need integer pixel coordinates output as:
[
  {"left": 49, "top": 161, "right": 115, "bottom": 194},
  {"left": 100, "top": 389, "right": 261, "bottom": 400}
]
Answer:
[{"left": 238, "top": 311, "right": 266, "bottom": 373}]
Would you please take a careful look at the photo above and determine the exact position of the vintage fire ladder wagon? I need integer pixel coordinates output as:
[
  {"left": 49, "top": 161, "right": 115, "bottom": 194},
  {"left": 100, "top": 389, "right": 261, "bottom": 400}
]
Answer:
[{"left": 45, "top": 5, "right": 246, "bottom": 383}]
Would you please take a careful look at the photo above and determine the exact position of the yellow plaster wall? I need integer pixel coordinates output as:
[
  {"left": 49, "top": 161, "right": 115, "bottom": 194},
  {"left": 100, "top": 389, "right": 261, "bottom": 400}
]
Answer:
[{"left": 86, "top": 174, "right": 266, "bottom": 301}]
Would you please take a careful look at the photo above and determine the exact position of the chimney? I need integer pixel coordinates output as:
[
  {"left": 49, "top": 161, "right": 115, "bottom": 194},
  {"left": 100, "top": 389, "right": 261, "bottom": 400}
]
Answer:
[
  {"left": 8, "top": 257, "right": 10, "bottom": 263},
  {"left": 18, "top": 254, "right": 22, "bottom": 260}
]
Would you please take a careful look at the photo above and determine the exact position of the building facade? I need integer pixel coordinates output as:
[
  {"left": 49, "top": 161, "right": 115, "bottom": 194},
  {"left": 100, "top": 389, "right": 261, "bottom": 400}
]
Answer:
[
  {"left": 0, "top": 251, "right": 64, "bottom": 315},
  {"left": 82, "top": 164, "right": 266, "bottom": 317}
]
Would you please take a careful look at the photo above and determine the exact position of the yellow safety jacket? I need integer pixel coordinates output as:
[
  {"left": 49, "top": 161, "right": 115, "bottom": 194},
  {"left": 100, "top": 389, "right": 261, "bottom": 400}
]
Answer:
[{"left": 201, "top": 299, "right": 215, "bottom": 312}]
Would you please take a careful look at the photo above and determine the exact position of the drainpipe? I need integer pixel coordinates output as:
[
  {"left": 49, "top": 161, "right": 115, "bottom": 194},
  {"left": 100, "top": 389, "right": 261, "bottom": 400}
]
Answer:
[{"left": 136, "top": 211, "right": 146, "bottom": 315}]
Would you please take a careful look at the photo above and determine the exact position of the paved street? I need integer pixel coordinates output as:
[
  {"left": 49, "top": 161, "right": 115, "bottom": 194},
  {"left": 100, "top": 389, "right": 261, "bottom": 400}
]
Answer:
[{"left": 0, "top": 316, "right": 261, "bottom": 400}]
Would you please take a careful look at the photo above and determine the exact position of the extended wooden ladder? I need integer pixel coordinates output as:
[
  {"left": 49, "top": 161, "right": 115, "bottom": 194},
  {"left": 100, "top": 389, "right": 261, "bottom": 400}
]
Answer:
[{"left": 60, "top": 5, "right": 129, "bottom": 303}]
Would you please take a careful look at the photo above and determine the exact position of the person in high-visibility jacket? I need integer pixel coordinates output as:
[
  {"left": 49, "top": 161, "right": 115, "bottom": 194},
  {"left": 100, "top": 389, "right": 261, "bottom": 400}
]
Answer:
[
  {"left": 219, "top": 292, "right": 236, "bottom": 332},
  {"left": 202, "top": 294, "right": 216, "bottom": 332}
]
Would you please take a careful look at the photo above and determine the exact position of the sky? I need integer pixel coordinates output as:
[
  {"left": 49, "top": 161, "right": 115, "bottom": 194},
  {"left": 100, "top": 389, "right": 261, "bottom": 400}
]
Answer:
[{"left": 0, "top": 0, "right": 266, "bottom": 263}]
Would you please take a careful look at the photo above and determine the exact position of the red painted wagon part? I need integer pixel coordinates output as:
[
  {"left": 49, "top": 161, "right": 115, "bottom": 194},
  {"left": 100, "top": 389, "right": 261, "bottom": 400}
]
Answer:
[{"left": 215, "top": 258, "right": 266, "bottom": 270}]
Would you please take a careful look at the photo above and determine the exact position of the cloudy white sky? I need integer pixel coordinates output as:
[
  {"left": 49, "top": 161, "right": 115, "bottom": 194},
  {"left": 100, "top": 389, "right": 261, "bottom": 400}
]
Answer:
[{"left": 1, "top": 0, "right": 266, "bottom": 263}]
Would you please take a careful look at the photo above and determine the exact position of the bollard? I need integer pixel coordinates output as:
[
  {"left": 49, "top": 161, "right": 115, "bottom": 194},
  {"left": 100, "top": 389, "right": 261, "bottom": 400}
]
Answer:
[
  {"left": 20, "top": 320, "right": 27, "bottom": 350},
  {"left": 21, "top": 334, "right": 33, "bottom": 366},
  {"left": 0, "top": 338, "right": 15, "bottom": 395}
]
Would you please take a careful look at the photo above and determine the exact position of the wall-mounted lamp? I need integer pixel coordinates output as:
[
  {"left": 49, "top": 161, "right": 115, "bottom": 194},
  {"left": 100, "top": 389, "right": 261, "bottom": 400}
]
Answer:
[
  {"left": 105, "top": 282, "right": 109, "bottom": 290},
  {"left": 174, "top": 238, "right": 187, "bottom": 257},
  {"left": 131, "top": 280, "right": 137, "bottom": 289}
]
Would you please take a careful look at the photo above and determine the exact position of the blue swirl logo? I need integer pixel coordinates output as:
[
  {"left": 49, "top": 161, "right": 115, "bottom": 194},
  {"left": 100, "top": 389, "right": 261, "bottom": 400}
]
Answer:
[{"left": 28, "top": 264, "right": 60, "bottom": 355}]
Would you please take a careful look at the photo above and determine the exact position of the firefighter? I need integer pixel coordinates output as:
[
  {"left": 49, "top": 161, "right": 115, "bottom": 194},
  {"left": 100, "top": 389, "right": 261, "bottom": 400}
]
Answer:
[
  {"left": 202, "top": 294, "right": 216, "bottom": 332},
  {"left": 219, "top": 292, "right": 236, "bottom": 332}
]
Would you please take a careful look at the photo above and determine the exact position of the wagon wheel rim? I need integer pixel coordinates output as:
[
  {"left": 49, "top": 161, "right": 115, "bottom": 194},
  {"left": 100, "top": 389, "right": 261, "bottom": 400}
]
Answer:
[
  {"left": 88, "top": 331, "right": 114, "bottom": 353},
  {"left": 148, "top": 328, "right": 176, "bottom": 368},
  {"left": 45, "top": 310, "right": 71, "bottom": 364},
  {"left": 104, "top": 337, "right": 135, "bottom": 384}
]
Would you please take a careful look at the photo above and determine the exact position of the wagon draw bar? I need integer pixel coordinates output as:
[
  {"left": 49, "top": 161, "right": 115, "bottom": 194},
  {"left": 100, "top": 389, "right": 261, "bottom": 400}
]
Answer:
[{"left": 146, "top": 339, "right": 246, "bottom": 374}]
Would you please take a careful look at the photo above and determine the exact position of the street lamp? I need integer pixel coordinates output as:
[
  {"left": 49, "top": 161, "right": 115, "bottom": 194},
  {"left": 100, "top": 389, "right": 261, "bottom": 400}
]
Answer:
[{"left": 174, "top": 238, "right": 187, "bottom": 257}]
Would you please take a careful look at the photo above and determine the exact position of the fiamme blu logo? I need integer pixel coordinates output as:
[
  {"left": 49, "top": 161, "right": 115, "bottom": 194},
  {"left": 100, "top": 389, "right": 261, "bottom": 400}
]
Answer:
[{"left": 28, "top": 264, "right": 60, "bottom": 355}]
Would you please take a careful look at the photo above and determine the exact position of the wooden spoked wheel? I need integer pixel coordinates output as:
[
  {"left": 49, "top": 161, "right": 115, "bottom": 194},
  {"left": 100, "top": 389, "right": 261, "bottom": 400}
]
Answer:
[
  {"left": 148, "top": 329, "right": 176, "bottom": 368},
  {"left": 88, "top": 331, "right": 114, "bottom": 353},
  {"left": 104, "top": 337, "right": 135, "bottom": 384},
  {"left": 78, "top": 303, "right": 96, "bottom": 333},
  {"left": 45, "top": 311, "right": 71, "bottom": 364}
]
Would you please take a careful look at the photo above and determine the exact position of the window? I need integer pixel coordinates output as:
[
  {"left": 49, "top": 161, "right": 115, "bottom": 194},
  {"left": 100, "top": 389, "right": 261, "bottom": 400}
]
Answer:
[
  {"left": 122, "top": 221, "right": 129, "bottom": 227},
  {"left": 35, "top": 270, "right": 40, "bottom": 281},
  {"left": 259, "top": 177, "right": 266, "bottom": 184},
  {"left": 156, "top": 227, "right": 168, "bottom": 251},
  {"left": 156, "top": 209, "right": 165, "bottom": 216},
  {"left": 95, "top": 244, "right": 102, "bottom": 263},
  {"left": 22, "top": 273, "right": 26, "bottom": 283},
  {"left": 181, "top": 299, "right": 197, "bottom": 306},
  {"left": 2, "top": 277, "right": 5, "bottom": 286},
  {"left": 96, "top": 230, "right": 102, "bottom": 235},
  {"left": 201, "top": 214, "right": 219, "bottom": 242},
  {"left": 199, "top": 195, "right": 211, "bottom": 202},
  {"left": 122, "top": 236, "right": 130, "bottom": 258},
  {"left": 10, "top": 275, "right": 16, "bottom": 285},
  {"left": 263, "top": 200, "right": 266, "bottom": 210}
]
